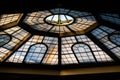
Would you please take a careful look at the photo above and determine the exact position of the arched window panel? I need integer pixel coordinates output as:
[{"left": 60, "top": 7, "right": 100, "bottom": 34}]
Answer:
[
  {"left": 72, "top": 43, "right": 96, "bottom": 63},
  {"left": 0, "top": 32, "right": 11, "bottom": 60},
  {"left": 24, "top": 44, "right": 47, "bottom": 64},
  {"left": 100, "top": 13, "right": 120, "bottom": 25},
  {"left": 7, "top": 35, "right": 44, "bottom": 63},
  {"left": 0, "top": 34, "right": 11, "bottom": 47},
  {"left": 91, "top": 25, "right": 120, "bottom": 58},
  {"left": 42, "top": 37, "right": 58, "bottom": 65},
  {"left": 76, "top": 35, "right": 113, "bottom": 62},
  {"left": 0, "top": 35, "right": 17, "bottom": 61},
  {"left": 7, "top": 36, "right": 58, "bottom": 65},
  {"left": 3, "top": 26, "right": 29, "bottom": 50},
  {"left": 0, "top": 13, "right": 21, "bottom": 26},
  {"left": 0, "top": 26, "right": 29, "bottom": 61},
  {"left": 62, "top": 36, "right": 78, "bottom": 64},
  {"left": 109, "top": 32, "right": 120, "bottom": 46}
]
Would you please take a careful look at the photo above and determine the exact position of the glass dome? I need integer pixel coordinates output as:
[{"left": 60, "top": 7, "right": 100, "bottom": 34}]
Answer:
[{"left": 0, "top": 8, "right": 120, "bottom": 66}]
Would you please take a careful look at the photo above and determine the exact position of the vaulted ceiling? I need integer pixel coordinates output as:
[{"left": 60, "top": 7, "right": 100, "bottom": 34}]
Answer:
[{"left": 0, "top": 0, "right": 120, "bottom": 79}]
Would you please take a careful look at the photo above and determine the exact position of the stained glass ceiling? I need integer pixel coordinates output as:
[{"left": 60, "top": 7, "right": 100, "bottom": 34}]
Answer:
[
  {"left": 0, "top": 8, "right": 120, "bottom": 66},
  {"left": 24, "top": 8, "right": 97, "bottom": 37}
]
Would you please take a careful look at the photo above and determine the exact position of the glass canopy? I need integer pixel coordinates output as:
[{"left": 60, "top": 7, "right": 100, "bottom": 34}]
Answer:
[
  {"left": 24, "top": 8, "right": 97, "bottom": 37},
  {"left": 0, "top": 8, "right": 120, "bottom": 66}
]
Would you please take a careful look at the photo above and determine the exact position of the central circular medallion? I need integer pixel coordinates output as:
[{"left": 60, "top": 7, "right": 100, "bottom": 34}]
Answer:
[{"left": 45, "top": 14, "right": 74, "bottom": 26}]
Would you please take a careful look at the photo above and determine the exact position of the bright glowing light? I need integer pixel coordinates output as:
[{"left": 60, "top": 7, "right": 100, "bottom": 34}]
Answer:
[{"left": 45, "top": 14, "right": 74, "bottom": 26}]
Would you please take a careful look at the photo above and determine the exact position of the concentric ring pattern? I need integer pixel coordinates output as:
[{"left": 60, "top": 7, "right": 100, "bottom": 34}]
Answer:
[
  {"left": 24, "top": 8, "right": 97, "bottom": 37},
  {"left": 0, "top": 8, "right": 120, "bottom": 66}
]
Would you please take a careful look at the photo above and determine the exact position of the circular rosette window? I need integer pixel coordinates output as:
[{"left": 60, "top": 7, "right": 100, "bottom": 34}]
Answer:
[
  {"left": 24, "top": 8, "right": 97, "bottom": 37},
  {"left": 45, "top": 14, "right": 74, "bottom": 26}
]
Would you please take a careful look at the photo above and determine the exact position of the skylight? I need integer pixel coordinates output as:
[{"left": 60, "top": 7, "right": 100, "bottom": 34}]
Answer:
[
  {"left": 45, "top": 14, "right": 74, "bottom": 26},
  {"left": 24, "top": 8, "right": 97, "bottom": 37},
  {"left": 0, "top": 8, "right": 120, "bottom": 66}
]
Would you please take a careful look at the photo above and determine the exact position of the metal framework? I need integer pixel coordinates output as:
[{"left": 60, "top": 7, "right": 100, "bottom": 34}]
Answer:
[{"left": 0, "top": 0, "right": 119, "bottom": 73}]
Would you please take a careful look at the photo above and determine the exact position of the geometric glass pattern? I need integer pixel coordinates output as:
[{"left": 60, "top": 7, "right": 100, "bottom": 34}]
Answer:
[
  {"left": 100, "top": 13, "right": 120, "bottom": 25},
  {"left": 76, "top": 35, "right": 113, "bottom": 62},
  {"left": 92, "top": 25, "right": 120, "bottom": 59},
  {"left": 24, "top": 43, "right": 47, "bottom": 64},
  {"left": 61, "top": 35, "right": 113, "bottom": 64},
  {"left": 7, "top": 35, "right": 58, "bottom": 65},
  {"left": 24, "top": 8, "right": 97, "bottom": 37},
  {"left": 0, "top": 26, "right": 30, "bottom": 62},
  {"left": 0, "top": 9, "right": 119, "bottom": 67},
  {"left": 42, "top": 37, "right": 58, "bottom": 65},
  {"left": 109, "top": 32, "right": 120, "bottom": 46},
  {"left": 61, "top": 36, "right": 78, "bottom": 64},
  {"left": 0, "top": 34, "right": 11, "bottom": 47},
  {"left": 72, "top": 43, "right": 96, "bottom": 63},
  {"left": 0, "top": 13, "right": 21, "bottom": 26}
]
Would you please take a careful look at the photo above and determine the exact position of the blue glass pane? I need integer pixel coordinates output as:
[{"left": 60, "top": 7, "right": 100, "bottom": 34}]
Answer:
[
  {"left": 109, "top": 33, "right": 120, "bottom": 46},
  {"left": 24, "top": 44, "right": 47, "bottom": 63},
  {"left": 76, "top": 35, "right": 113, "bottom": 62},
  {"left": 73, "top": 43, "right": 95, "bottom": 63},
  {"left": 0, "top": 34, "right": 11, "bottom": 46},
  {"left": 92, "top": 25, "right": 120, "bottom": 58},
  {"left": 100, "top": 14, "right": 120, "bottom": 25}
]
